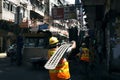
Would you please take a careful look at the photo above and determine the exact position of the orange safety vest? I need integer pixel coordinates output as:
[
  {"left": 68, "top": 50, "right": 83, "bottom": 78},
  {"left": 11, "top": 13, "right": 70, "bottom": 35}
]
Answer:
[
  {"left": 48, "top": 48, "right": 70, "bottom": 80},
  {"left": 80, "top": 47, "right": 90, "bottom": 62}
]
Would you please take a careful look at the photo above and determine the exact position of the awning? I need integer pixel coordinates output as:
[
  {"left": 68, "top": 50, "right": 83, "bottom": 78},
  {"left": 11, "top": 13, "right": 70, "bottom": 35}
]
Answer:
[
  {"left": 30, "top": 10, "right": 43, "bottom": 21},
  {"left": 38, "top": 23, "right": 49, "bottom": 31}
]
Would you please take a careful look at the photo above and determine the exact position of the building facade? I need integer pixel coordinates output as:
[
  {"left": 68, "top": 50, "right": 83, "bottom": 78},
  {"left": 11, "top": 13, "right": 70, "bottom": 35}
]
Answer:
[
  {"left": 0, "top": 0, "right": 67, "bottom": 52},
  {"left": 0, "top": 0, "right": 46, "bottom": 52}
]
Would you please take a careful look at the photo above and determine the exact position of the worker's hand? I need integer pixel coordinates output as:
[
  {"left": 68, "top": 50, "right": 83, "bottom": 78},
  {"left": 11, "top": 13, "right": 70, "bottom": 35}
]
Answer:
[
  {"left": 71, "top": 40, "right": 76, "bottom": 49},
  {"left": 66, "top": 41, "right": 76, "bottom": 55}
]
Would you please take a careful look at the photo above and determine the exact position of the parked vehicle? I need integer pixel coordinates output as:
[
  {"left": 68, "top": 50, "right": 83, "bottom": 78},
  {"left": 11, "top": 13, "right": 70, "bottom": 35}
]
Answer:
[
  {"left": 22, "top": 31, "right": 52, "bottom": 67},
  {"left": 6, "top": 43, "right": 17, "bottom": 64},
  {"left": 6, "top": 44, "right": 17, "bottom": 57}
]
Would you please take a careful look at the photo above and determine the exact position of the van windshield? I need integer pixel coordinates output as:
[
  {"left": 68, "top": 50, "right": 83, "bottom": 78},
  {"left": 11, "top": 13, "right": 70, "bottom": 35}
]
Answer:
[{"left": 24, "top": 37, "right": 47, "bottom": 48}]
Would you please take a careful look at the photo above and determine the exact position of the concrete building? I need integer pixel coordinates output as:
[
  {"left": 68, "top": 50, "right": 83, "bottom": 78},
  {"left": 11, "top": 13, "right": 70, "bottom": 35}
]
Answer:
[
  {"left": 0, "top": 0, "right": 46, "bottom": 27},
  {"left": 0, "top": 0, "right": 46, "bottom": 52},
  {"left": 0, "top": 0, "right": 18, "bottom": 22},
  {"left": 0, "top": 0, "right": 68, "bottom": 52}
]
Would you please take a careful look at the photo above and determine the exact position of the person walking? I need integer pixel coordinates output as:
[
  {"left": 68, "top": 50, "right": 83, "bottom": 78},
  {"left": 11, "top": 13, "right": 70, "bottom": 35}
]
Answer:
[
  {"left": 76, "top": 42, "right": 91, "bottom": 80},
  {"left": 16, "top": 34, "right": 24, "bottom": 66},
  {"left": 47, "top": 36, "right": 76, "bottom": 80}
]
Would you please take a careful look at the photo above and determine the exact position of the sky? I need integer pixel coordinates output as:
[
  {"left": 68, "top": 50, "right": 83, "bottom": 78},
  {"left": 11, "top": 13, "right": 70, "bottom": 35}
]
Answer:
[{"left": 65, "top": 0, "right": 75, "bottom": 4}]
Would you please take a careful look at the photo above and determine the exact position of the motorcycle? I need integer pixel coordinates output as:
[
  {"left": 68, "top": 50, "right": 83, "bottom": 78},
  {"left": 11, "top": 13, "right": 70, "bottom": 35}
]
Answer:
[{"left": 6, "top": 44, "right": 17, "bottom": 63}]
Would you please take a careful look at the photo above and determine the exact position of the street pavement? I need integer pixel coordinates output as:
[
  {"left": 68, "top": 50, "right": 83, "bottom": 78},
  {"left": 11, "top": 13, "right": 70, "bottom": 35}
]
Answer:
[
  {"left": 0, "top": 53, "right": 120, "bottom": 80},
  {"left": 0, "top": 53, "right": 49, "bottom": 80}
]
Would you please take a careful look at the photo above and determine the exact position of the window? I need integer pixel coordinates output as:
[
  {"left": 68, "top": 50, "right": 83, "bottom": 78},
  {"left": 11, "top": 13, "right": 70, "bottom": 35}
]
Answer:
[
  {"left": 3, "top": 1, "right": 16, "bottom": 13},
  {"left": 3, "top": 2, "right": 9, "bottom": 10},
  {"left": 24, "top": 37, "right": 47, "bottom": 48},
  {"left": 10, "top": 4, "right": 16, "bottom": 13}
]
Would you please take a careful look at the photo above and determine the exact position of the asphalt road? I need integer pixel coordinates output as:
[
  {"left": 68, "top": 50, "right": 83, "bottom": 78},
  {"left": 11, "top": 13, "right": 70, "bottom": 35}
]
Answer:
[
  {"left": 0, "top": 54, "right": 49, "bottom": 80},
  {"left": 0, "top": 53, "right": 120, "bottom": 80}
]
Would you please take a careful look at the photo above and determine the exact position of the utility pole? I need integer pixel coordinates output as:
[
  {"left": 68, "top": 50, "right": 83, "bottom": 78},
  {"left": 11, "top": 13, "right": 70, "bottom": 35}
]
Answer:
[
  {"left": 15, "top": 6, "right": 22, "bottom": 25},
  {"left": 75, "top": 0, "right": 83, "bottom": 45},
  {"left": 75, "top": 0, "right": 83, "bottom": 35},
  {"left": 44, "top": 0, "right": 50, "bottom": 24}
]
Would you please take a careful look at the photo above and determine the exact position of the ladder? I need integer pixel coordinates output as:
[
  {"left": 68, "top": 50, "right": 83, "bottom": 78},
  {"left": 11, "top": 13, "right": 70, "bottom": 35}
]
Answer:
[{"left": 44, "top": 43, "right": 71, "bottom": 70}]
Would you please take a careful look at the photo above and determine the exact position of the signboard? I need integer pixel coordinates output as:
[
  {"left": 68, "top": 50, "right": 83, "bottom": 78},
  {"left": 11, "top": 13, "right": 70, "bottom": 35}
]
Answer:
[
  {"left": 64, "top": 6, "right": 76, "bottom": 19},
  {"left": 19, "top": 21, "right": 28, "bottom": 28},
  {"left": 52, "top": 5, "right": 77, "bottom": 20},
  {"left": 52, "top": 7, "right": 64, "bottom": 19},
  {"left": 38, "top": 23, "right": 49, "bottom": 30},
  {"left": 19, "top": 18, "right": 29, "bottom": 28}
]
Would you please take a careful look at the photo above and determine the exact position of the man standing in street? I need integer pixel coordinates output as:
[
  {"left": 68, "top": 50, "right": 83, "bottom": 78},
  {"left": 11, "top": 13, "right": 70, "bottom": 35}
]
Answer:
[
  {"left": 16, "top": 34, "right": 24, "bottom": 66},
  {"left": 76, "top": 42, "right": 91, "bottom": 80},
  {"left": 47, "top": 36, "right": 76, "bottom": 80}
]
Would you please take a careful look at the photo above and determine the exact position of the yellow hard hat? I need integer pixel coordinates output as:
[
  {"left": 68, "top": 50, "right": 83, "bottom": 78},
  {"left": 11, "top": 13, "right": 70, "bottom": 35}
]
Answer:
[{"left": 49, "top": 37, "right": 59, "bottom": 45}]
